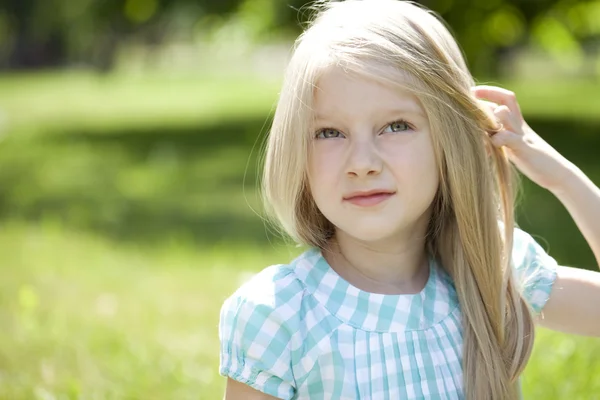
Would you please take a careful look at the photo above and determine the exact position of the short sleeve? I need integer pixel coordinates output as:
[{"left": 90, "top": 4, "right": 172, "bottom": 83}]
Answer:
[
  {"left": 511, "top": 228, "right": 559, "bottom": 315},
  {"left": 218, "top": 276, "right": 296, "bottom": 399}
]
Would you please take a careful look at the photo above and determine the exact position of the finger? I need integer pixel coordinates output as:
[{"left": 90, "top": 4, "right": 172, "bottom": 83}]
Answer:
[
  {"left": 478, "top": 99, "right": 498, "bottom": 113},
  {"left": 475, "top": 99, "right": 500, "bottom": 126},
  {"left": 493, "top": 105, "right": 520, "bottom": 133},
  {"left": 478, "top": 99, "right": 498, "bottom": 108},
  {"left": 471, "top": 85, "right": 522, "bottom": 115},
  {"left": 489, "top": 129, "right": 521, "bottom": 149}
]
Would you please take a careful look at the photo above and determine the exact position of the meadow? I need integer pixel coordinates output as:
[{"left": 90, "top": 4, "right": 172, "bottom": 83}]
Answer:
[{"left": 0, "top": 71, "right": 599, "bottom": 399}]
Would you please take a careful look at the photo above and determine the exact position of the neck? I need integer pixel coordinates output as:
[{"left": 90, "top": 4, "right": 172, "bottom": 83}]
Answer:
[{"left": 323, "top": 225, "right": 430, "bottom": 295}]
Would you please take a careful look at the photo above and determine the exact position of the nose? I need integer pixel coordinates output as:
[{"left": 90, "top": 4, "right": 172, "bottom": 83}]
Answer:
[{"left": 346, "top": 138, "right": 383, "bottom": 177}]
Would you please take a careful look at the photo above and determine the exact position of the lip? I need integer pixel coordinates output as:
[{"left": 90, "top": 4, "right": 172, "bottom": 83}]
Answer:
[
  {"left": 343, "top": 189, "right": 396, "bottom": 207},
  {"left": 344, "top": 189, "right": 396, "bottom": 199}
]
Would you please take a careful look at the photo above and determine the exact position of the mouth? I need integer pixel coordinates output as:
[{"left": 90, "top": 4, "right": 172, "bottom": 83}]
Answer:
[{"left": 343, "top": 190, "right": 396, "bottom": 207}]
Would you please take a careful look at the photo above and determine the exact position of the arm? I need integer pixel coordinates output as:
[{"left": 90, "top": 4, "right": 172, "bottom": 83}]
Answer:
[
  {"left": 537, "top": 165, "right": 600, "bottom": 335},
  {"left": 225, "top": 378, "right": 282, "bottom": 400},
  {"left": 549, "top": 163, "right": 600, "bottom": 266},
  {"left": 538, "top": 266, "right": 600, "bottom": 335},
  {"left": 473, "top": 86, "right": 600, "bottom": 336}
]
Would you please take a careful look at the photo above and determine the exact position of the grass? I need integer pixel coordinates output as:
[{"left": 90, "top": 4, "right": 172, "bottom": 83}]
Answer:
[
  {"left": 0, "top": 70, "right": 599, "bottom": 399},
  {"left": 0, "top": 222, "right": 299, "bottom": 399},
  {"left": 1, "top": 223, "right": 599, "bottom": 399},
  {"left": 0, "top": 71, "right": 281, "bottom": 135}
]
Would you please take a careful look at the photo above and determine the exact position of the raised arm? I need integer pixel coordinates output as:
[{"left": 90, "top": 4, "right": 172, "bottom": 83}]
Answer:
[
  {"left": 473, "top": 86, "right": 600, "bottom": 336},
  {"left": 549, "top": 163, "right": 600, "bottom": 266},
  {"left": 536, "top": 165, "right": 600, "bottom": 335}
]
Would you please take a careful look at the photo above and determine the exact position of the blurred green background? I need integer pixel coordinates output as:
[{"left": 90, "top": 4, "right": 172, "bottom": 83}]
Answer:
[{"left": 0, "top": 0, "right": 599, "bottom": 399}]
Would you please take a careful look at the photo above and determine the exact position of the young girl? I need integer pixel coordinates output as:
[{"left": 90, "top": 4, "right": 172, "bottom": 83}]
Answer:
[{"left": 218, "top": 1, "right": 600, "bottom": 398}]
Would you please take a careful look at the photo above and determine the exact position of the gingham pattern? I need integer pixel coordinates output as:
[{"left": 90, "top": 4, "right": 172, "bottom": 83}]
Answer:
[
  {"left": 219, "top": 228, "right": 557, "bottom": 399},
  {"left": 511, "top": 228, "right": 559, "bottom": 314}
]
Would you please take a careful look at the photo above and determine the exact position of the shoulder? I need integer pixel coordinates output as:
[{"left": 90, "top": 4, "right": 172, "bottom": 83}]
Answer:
[
  {"left": 497, "top": 221, "right": 557, "bottom": 270},
  {"left": 222, "top": 255, "right": 306, "bottom": 318},
  {"left": 219, "top": 251, "right": 311, "bottom": 342},
  {"left": 510, "top": 226, "right": 559, "bottom": 314},
  {"left": 510, "top": 226, "right": 558, "bottom": 273},
  {"left": 218, "top": 251, "right": 312, "bottom": 399}
]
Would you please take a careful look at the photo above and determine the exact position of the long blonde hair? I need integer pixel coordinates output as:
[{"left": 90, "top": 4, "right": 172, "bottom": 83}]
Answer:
[{"left": 262, "top": 1, "right": 533, "bottom": 398}]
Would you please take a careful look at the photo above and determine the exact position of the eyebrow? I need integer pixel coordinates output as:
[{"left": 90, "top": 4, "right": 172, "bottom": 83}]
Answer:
[{"left": 315, "top": 106, "right": 427, "bottom": 122}]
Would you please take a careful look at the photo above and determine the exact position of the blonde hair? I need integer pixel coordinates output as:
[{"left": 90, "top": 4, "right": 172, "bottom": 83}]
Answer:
[{"left": 262, "top": 1, "right": 533, "bottom": 398}]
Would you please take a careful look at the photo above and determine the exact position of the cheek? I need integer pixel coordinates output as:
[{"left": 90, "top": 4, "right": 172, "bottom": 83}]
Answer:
[
  {"left": 308, "top": 144, "right": 342, "bottom": 186},
  {"left": 383, "top": 138, "right": 439, "bottom": 185}
]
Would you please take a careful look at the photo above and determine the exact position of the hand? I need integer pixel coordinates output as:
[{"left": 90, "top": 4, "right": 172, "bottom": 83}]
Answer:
[{"left": 471, "top": 85, "right": 574, "bottom": 193}]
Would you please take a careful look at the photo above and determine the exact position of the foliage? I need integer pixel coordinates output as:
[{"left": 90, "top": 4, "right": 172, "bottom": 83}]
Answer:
[{"left": 1, "top": 0, "right": 600, "bottom": 76}]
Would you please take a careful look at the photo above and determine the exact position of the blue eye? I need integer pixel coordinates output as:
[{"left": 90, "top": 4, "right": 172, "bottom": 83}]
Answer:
[
  {"left": 383, "top": 120, "right": 411, "bottom": 133},
  {"left": 315, "top": 128, "right": 344, "bottom": 139}
]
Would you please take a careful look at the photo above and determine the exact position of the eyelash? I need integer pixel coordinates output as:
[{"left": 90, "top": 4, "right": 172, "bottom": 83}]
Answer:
[{"left": 314, "top": 119, "right": 413, "bottom": 139}]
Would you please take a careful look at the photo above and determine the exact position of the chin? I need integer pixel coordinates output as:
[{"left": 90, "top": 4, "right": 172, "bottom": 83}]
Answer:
[{"left": 336, "top": 222, "right": 404, "bottom": 243}]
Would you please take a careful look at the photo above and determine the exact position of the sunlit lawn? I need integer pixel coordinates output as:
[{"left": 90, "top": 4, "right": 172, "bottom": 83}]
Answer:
[
  {"left": 0, "top": 71, "right": 599, "bottom": 399},
  {"left": 2, "top": 224, "right": 600, "bottom": 399},
  {"left": 0, "top": 222, "right": 298, "bottom": 399}
]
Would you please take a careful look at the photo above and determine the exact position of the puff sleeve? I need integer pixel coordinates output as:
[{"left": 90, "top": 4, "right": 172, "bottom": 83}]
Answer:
[
  {"left": 218, "top": 267, "right": 297, "bottom": 399},
  {"left": 511, "top": 227, "right": 559, "bottom": 315}
]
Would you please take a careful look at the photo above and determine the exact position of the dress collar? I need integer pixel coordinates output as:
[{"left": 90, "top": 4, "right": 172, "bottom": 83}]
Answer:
[{"left": 293, "top": 248, "right": 459, "bottom": 332}]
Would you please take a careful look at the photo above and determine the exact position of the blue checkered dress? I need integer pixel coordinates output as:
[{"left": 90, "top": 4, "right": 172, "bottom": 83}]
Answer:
[{"left": 219, "top": 228, "right": 558, "bottom": 399}]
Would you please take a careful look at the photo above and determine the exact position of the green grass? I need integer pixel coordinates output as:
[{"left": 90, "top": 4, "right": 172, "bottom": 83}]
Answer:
[
  {"left": 0, "top": 222, "right": 300, "bottom": 399},
  {"left": 0, "top": 70, "right": 599, "bottom": 399},
  {"left": 523, "top": 329, "right": 600, "bottom": 399},
  {"left": 1, "top": 223, "right": 599, "bottom": 399},
  {"left": 0, "top": 71, "right": 281, "bottom": 135}
]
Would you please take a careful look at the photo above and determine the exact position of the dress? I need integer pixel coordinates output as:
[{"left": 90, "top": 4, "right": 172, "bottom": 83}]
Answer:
[{"left": 218, "top": 228, "right": 558, "bottom": 399}]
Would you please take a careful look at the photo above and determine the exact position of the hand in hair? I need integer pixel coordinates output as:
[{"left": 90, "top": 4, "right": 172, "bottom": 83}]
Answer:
[
  {"left": 473, "top": 85, "right": 600, "bottom": 337},
  {"left": 472, "top": 85, "right": 573, "bottom": 193}
]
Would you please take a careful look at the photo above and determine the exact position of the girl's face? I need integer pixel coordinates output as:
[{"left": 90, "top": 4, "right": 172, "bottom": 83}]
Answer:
[{"left": 308, "top": 67, "right": 440, "bottom": 244}]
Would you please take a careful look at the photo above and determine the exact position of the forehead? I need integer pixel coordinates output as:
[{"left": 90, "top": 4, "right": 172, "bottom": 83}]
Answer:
[{"left": 313, "top": 66, "right": 426, "bottom": 120}]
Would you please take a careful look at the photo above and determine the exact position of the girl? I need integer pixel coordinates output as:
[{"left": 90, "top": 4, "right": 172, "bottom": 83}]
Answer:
[{"left": 218, "top": 0, "right": 600, "bottom": 399}]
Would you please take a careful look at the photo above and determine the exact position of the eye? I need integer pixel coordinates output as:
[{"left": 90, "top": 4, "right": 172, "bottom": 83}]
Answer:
[
  {"left": 315, "top": 128, "right": 345, "bottom": 139},
  {"left": 383, "top": 120, "right": 412, "bottom": 133}
]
